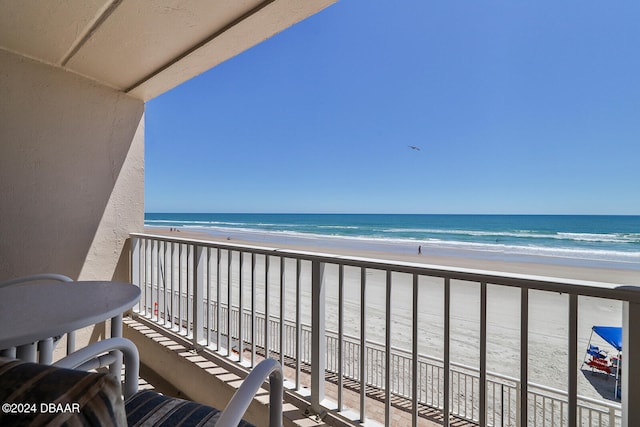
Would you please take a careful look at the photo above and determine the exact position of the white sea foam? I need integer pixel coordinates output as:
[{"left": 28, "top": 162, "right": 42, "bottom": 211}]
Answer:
[
  {"left": 382, "top": 227, "right": 640, "bottom": 244},
  {"left": 556, "top": 232, "right": 640, "bottom": 243},
  {"left": 167, "top": 223, "right": 640, "bottom": 268}
]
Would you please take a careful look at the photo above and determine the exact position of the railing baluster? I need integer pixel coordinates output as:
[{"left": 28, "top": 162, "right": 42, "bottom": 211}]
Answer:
[
  {"left": 251, "top": 252, "right": 256, "bottom": 367},
  {"left": 216, "top": 248, "right": 221, "bottom": 351},
  {"left": 238, "top": 251, "right": 244, "bottom": 363},
  {"left": 295, "top": 258, "right": 301, "bottom": 389},
  {"left": 151, "top": 239, "right": 157, "bottom": 321},
  {"left": 187, "top": 243, "right": 192, "bottom": 332},
  {"left": 131, "top": 236, "right": 140, "bottom": 311},
  {"left": 187, "top": 245, "right": 193, "bottom": 337},
  {"left": 338, "top": 264, "right": 344, "bottom": 410},
  {"left": 265, "top": 255, "right": 270, "bottom": 359},
  {"left": 360, "top": 266, "right": 367, "bottom": 422},
  {"left": 163, "top": 240, "right": 169, "bottom": 326},
  {"left": 157, "top": 240, "right": 163, "bottom": 323},
  {"left": 492, "top": 382, "right": 496, "bottom": 426},
  {"left": 193, "top": 245, "right": 205, "bottom": 345},
  {"left": 508, "top": 385, "right": 512, "bottom": 427},
  {"left": 178, "top": 243, "right": 186, "bottom": 334},
  {"left": 444, "top": 277, "right": 451, "bottom": 427},
  {"left": 480, "top": 282, "right": 487, "bottom": 426},
  {"left": 169, "top": 242, "right": 175, "bottom": 330},
  {"left": 385, "top": 270, "right": 392, "bottom": 426},
  {"left": 207, "top": 247, "right": 212, "bottom": 346},
  {"left": 227, "top": 249, "right": 232, "bottom": 356},
  {"left": 178, "top": 243, "right": 183, "bottom": 333},
  {"left": 139, "top": 237, "right": 145, "bottom": 313},
  {"left": 569, "top": 293, "right": 578, "bottom": 427},
  {"left": 311, "top": 260, "right": 326, "bottom": 415},
  {"left": 437, "top": 365, "right": 441, "bottom": 409},
  {"left": 280, "top": 257, "right": 285, "bottom": 368},
  {"left": 520, "top": 288, "right": 529, "bottom": 427},
  {"left": 145, "top": 238, "right": 151, "bottom": 316},
  {"left": 459, "top": 372, "right": 463, "bottom": 416}
]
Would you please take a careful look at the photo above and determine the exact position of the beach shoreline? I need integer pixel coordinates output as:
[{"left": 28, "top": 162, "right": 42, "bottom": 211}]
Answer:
[{"left": 145, "top": 226, "right": 640, "bottom": 285}]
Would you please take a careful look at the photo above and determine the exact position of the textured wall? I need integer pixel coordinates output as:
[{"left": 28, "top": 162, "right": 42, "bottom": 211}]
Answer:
[{"left": 0, "top": 49, "right": 144, "bottom": 282}]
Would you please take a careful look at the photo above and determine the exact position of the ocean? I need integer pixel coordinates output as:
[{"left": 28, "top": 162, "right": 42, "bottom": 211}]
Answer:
[{"left": 145, "top": 213, "right": 640, "bottom": 270}]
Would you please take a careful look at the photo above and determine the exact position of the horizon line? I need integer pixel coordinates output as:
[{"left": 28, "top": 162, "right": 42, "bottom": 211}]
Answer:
[{"left": 144, "top": 212, "right": 640, "bottom": 216}]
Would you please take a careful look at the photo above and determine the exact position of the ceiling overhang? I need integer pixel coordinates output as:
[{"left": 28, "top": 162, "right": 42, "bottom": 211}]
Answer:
[{"left": 0, "top": 0, "right": 336, "bottom": 101}]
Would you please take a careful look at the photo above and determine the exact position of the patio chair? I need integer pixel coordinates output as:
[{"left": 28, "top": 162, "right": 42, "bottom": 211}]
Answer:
[
  {"left": 0, "top": 273, "right": 76, "bottom": 362},
  {"left": 0, "top": 338, "right": 283, "bottom": 427},
  {"left": 586, "top": 355, "right": 612, "bottom": 375},
  {"left": 586, "top": 344, "right": 607, "bottom": 359},
  {"left": 0, "top": 273, "right": 73, "bottom": 288}
]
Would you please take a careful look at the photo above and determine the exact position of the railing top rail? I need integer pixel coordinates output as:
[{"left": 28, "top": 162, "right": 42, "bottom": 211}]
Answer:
[{"left": 131, "top": 232, "right": 640, "bottom": 302}]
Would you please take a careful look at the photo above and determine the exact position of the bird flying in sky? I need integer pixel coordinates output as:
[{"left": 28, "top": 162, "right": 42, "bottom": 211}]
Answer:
[{"left": 408, "top": 145, "right": 421, "bottom": 151}]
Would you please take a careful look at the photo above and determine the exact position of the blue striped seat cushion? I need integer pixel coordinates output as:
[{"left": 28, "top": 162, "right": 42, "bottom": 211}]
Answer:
[
  {"left": 0, "top": 356, "right": 126, "bottom": 426},
  {"left": 125, "top": 390, "right": 254, "bottom": 427}
]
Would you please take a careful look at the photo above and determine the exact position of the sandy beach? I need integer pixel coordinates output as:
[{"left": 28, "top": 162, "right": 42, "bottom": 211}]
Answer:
[{"left": 144, "top": 226, "right": 638, "bottom": 402}]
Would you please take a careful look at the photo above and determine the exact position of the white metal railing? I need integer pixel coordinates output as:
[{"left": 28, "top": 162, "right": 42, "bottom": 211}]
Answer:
[{"left": 130, "top": 233, "right": 639, "bottom": 427}]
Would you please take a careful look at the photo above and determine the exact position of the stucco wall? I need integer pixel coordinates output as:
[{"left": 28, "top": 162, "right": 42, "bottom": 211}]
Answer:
[{"left": 0, "top": 49, "right": 144, "bottom": 282}]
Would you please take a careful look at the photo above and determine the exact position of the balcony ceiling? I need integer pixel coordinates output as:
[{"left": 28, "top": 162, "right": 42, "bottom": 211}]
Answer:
[{"left": 0, "top": 0, "right": 335, "bottom": 100}]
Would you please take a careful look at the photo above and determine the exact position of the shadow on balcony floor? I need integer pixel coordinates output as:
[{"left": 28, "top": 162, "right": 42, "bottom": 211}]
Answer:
[
  {"left": 124, "top": 315, "right": 477, "bottom": 427},
  {"left": 123, "top": 316, "right": 330, "bottom": 427}
]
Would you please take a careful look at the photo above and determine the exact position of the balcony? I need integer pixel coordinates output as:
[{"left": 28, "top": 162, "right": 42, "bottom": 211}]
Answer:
[{"left": 127, "top": 232, "right": 640, "bottom": 426}]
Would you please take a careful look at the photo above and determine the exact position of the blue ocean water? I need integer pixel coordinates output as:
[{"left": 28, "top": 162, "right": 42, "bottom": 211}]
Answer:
[{"left": 145, "top": 213, "right": 640, "bottom": 269}]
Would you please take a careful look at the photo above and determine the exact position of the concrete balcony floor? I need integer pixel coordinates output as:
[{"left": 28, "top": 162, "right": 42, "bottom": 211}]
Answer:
[{"left": 124, "top": 317, "right": 329, "bottom": 427}]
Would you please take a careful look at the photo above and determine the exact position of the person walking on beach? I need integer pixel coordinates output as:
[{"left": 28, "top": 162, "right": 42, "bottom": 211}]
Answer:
[{"left": 418, "top": 245, "right": 422, "bottom": 255}]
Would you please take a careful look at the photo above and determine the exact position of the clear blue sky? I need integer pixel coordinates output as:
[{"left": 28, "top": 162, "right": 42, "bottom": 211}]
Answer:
[{"left": 145, "top": 0, "right": 639, "bottom": 215}]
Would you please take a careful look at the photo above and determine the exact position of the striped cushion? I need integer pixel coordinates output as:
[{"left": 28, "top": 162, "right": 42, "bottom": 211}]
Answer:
[
  {"left": 0, "top": 356, "right": 126, "bottom": 426},
  {"left": 125, "top": 390, "right": 254, "bottom": 427}
]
